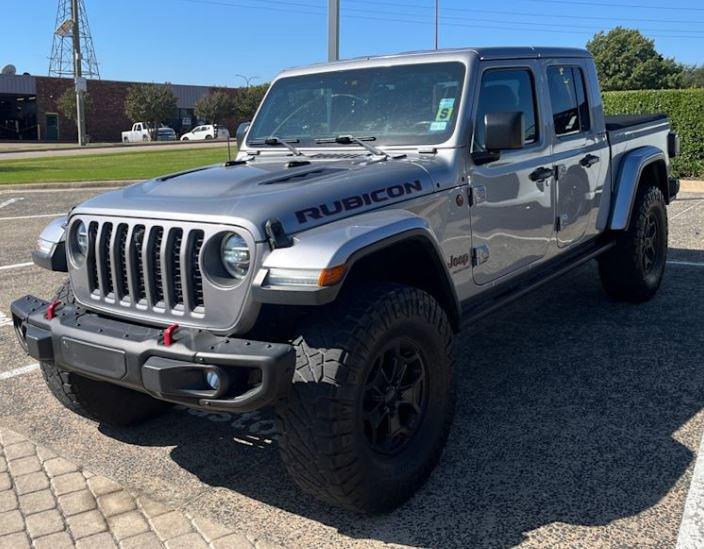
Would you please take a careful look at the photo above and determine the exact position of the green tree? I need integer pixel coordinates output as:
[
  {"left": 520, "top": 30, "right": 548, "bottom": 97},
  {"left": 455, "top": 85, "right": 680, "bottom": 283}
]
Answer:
[
  {"left": 56, "top": 88, "right": 94, "bottom": 121},
  {"left": 194, "top": 90, "right": 237, "bottom": 124},
  {"left": 681, "top": 65, "right": 704, "bottom": 88},
  {"left": 124, "top": 84, "right": 178, "bottom": 140},
  {"left": 234, "top": 83, "right": 269, "bottom": 120},
  {"left": 586, "top": 27, "right": 682, "bottom": 91}
]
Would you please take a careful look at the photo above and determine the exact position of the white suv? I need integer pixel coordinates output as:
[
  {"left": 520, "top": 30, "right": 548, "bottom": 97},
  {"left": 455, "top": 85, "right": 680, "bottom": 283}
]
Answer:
[{"left": 180, "top": 124, "right": 230, "bottom": 141}]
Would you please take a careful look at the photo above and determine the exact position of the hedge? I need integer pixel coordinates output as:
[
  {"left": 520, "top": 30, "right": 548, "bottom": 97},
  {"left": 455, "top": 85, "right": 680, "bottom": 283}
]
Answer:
[{"left": 603, "top": 89, "right": 704, "bottom": 178}]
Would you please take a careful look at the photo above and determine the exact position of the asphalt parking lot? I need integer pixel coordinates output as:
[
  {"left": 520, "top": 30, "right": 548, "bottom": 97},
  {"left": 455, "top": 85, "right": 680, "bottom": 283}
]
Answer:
[{"left": 0, "top": 186, "right": 703, "bottom": 548}]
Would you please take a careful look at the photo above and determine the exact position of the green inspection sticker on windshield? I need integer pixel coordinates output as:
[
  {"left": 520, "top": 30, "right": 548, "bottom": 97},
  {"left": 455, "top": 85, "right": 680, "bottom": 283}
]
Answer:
[{"left": 435, "top": 98, "right": 455, "bottom": 122}]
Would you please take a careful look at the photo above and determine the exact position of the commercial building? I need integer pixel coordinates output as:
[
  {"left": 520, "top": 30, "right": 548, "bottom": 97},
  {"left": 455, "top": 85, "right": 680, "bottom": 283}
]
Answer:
[{"left": 0, "top": 73, "right": 241, "bottom": 142}]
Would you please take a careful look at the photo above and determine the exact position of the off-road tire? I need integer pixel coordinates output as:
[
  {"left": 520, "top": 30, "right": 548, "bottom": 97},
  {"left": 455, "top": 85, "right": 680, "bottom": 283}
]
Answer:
[
  {"left": 276, "top": 283, "right": 455, "bottom": 514},
  {"left": 40, "top": 280, "right": 169, "bottom": 426},
  {"left": 598, "top": 184, "right": 668, "bottom": 302}
]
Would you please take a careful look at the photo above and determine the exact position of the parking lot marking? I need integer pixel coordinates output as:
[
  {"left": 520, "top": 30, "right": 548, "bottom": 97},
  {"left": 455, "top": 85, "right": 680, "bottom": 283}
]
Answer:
[
  {"left": 0, "top": 261, "right": 34, "bottom": 271},
  {"left": 677, "top": 431, "right": 704, "bottom": 548},
  {"left": 0, "top": 197, "right": 24, "bottom": 209},
  {"left": 668, "top": 260, "right": 704, "bottom": 268},
  {"left": 0, "top": 312, "right": 12, "bottom": 328},
  {"left": 671, "top": 201, "right": 704, "bottom": 220},
  {"left": 0, "top": 363, "right": 39, "bottom": 381},
  {"left": 0, "top": 213, "right": 66, "bottom": 221}
]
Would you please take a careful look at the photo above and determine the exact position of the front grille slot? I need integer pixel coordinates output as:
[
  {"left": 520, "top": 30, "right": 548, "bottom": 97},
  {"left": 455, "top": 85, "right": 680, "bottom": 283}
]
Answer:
[
  {"left": 114, "top": 223, "right": 129, "bottom": 302},
  {"left": 191, "top": 231, "right": 205, "bottom": 310},
  {"left": 151, "top": 227, "right": 165, "bottom": 307},
  {"left": 97, "top": 222, "right": 114, "bottom": 298},
  {"left": 85, "top": 220, "right": 207, "bottom": 315},
  {"left": 131, "top": 225, "right": 147, "bottom": 303},
  {"left": 170, "top": 229, "right": 184, "bottom": 309}
]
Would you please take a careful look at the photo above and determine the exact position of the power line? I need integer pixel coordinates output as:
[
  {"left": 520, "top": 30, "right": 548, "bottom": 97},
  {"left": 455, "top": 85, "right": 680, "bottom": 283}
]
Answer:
[
  {"left": 511, "top": 0, "right": 704, "bottom": 12},
  {"left": 180, "top": 0, "right": 699, "bottom": 39},
  {"left": 342, "top": 0, "right": 704, "bottom": 26}
]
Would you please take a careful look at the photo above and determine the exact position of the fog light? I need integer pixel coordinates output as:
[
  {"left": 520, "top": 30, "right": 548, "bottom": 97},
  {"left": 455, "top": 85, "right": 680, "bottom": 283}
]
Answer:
[{"left": 205, "top": 371, "right": 221, "bottom": 391}]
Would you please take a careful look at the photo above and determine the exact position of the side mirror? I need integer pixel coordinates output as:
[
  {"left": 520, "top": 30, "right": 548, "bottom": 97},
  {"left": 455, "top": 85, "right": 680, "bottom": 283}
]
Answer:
[
  {"left": 472, "top": 112, "right": 525, "bottom": 166},
  {"left": 236, "top": 121, "right": 251, "bottom": 150}
]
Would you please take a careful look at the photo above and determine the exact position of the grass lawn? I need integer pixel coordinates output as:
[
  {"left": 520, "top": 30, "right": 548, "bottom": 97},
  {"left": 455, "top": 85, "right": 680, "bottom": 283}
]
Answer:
[{"left": 0, "top": 146, "right": 234, "bottom": 184}]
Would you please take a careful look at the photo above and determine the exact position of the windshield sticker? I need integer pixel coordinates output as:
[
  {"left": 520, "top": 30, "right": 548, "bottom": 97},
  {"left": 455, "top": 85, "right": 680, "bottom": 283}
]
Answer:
[
  {"left": 435, "top": 98, "right": 455, "bottom": 122},
  {"left": 430, "top": 121, "right": 448, "bottom": 132}
]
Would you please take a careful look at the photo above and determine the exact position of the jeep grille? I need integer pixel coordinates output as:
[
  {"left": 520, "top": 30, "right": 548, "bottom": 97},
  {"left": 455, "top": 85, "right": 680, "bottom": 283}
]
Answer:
[
  {"left": 68, "top": 216, "right": 257, "bottom": 333},
  {"left": 85, "top": 220, "right": 205, "bottom": 313}
]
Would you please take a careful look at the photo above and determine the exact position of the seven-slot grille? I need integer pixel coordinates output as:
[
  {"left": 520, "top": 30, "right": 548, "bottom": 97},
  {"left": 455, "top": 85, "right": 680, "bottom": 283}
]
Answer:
[{"left": 85, "top": 220, "right": 205, "bottom": 313}]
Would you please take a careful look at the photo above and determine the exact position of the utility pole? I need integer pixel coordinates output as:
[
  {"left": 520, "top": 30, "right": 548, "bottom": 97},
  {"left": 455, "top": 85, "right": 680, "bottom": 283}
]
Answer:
[
  {"left": 435, "top": 0, "right": 439, "bottom": 50},
  {"left": 328, "top": 0, "right": 339, "bottom": 61},
  {"left": 71, "top": 0, "right": 87, "bottom": 145}
]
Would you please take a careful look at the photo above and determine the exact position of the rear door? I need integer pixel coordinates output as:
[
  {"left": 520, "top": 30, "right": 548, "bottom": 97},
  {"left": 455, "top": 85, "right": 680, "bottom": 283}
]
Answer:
[
  {"left": 544, "top": 61, "right": 609, "bottom": 247},
  {"left": 468, "top": 61, "right": 556, "bottom": 285}
]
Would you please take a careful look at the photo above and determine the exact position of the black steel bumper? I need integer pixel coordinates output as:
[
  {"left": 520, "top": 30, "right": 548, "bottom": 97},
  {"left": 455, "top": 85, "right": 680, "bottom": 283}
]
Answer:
[{"left": 10, "top": 295, "right": 295, "bottom": 413}]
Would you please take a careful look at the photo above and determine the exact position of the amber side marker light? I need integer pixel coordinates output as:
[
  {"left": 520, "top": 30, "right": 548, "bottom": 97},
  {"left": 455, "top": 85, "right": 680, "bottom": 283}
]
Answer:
[{"left": 318, "top": 265, "right": 348, "bottom": 287}]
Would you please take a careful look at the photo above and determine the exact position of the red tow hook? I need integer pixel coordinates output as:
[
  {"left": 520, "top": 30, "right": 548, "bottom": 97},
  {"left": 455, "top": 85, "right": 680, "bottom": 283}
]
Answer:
[
  {"left": 46, "top": 300, "right": 61, "bottom": 320},
  {"left": 162, "top": 323, "right": 179, "bottom": 346}
]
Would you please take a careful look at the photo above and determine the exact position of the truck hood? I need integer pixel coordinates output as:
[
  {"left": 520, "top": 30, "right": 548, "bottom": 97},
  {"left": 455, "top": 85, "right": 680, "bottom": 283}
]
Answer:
[{"left": 73, "top": 156, "right": 445, "bottom": 241}]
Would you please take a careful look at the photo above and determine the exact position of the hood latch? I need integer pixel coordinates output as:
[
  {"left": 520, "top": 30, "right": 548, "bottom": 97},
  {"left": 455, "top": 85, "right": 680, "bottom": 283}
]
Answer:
[{"left": 265, "top": 218, "right": 293, "bottom": 250}]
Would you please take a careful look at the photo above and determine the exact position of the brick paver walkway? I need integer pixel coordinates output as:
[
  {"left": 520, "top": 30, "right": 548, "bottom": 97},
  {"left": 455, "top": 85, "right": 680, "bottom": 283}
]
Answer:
[{"left": 0, "top": 429, "right": 276, "bottom": 548}]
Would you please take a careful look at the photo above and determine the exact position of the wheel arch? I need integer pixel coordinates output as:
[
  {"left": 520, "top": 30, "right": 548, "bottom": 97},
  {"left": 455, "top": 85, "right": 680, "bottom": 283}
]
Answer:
[
  {"left": 610, "top": 146, "right": 669, "bottom": 231},
  {"left": 341, "top": 234, "right": 461, "bottom": 331},
  {"left": 255, "top": 210, "right": 461, "bottom": 331}
]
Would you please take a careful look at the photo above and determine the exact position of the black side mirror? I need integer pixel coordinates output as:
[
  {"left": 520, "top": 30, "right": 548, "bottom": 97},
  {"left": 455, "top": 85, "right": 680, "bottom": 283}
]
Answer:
[
  {"left": 236, "top": 121, "right": 251, "bottom": 150},
  {"left": 472, "top": 112, "right": 525, "bottom": 166}
]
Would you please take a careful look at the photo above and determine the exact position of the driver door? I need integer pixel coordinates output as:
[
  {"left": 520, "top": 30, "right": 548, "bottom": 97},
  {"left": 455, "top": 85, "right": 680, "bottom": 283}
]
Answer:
[{"left": 468, "top": 62, "right": 555, "bottom": 285}]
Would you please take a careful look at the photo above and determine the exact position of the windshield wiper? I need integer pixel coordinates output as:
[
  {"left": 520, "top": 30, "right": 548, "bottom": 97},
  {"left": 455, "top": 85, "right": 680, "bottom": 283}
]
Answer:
[
  {"left": 316, "top": 135, "right": 386, "bottom": 157},
  {"left": 250, "top": 136, "right": 306, "bottom": 157}
]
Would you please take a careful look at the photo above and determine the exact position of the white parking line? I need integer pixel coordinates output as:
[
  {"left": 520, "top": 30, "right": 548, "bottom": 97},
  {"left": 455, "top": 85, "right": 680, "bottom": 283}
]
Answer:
[
  {"left": 668, "top": 260, "right": 704, "bottom": 268},
  {"left": 0, "top": 197, "right": 24, "bottom": 209},
  {"left": 0, "top": 213, "right": 66, "bottom": 221},
  {"left": 671, "top": 201, "right": 704, "bottom": 220},
  {"left": 0, "top": 363, "right": 39, "bottom": 381},
  {"left": 677, "top": 432, "right": 704, "bottom": 548},
  {"left": 0, "top": 312, "right": 13, "bottom": 328},
  {"left": 0, "top": 262, "right": 34, "bottom": 271}
]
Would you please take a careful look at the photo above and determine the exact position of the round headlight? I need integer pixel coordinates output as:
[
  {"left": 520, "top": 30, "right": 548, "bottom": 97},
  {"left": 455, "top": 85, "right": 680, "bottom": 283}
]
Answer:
[
  {"left": 221, "top": 232, "right": 250, "bottom": 280},
  {"left": 75, "top": 221, "right": 88, "bottom": 256}
]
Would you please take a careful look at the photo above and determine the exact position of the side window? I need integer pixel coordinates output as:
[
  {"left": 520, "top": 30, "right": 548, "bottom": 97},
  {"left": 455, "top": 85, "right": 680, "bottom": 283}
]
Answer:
[
  {"left": 547, "top": 66, "right": 591, "bottom": 136},
  {"left": 472, "top": 68, "right": 538, "bottom": 152}
]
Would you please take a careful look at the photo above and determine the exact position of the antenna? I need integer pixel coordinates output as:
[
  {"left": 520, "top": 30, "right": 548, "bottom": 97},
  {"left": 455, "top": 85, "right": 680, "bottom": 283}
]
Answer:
[{"left": 49, "top": 0, "right": 100, "bottom": 79}]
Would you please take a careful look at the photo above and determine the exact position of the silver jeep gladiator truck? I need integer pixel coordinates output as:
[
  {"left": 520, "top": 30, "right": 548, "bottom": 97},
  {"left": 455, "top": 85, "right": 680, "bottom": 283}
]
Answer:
[{"left": 12, "top": 47, "right": 680, "bottom": 513}]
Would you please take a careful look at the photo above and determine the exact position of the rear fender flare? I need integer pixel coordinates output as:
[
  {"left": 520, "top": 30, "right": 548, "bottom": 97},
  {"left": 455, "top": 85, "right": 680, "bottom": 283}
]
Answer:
[{"left": 609, "top": 146, "right": 667, "bottom": 231}]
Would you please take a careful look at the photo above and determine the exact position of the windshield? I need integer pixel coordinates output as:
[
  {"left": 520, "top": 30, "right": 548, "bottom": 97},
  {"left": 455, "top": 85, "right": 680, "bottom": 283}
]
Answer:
[{"left": 247, "top": 62, "right": 466, "bottom": 147}]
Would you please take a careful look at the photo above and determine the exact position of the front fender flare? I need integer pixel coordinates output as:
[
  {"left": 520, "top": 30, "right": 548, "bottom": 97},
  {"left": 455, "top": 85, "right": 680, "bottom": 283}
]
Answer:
[
  {"left": 609, "top": 146, "right": 666, "bottom": 231},
  {"left": 252, "top": 209, "right": 458, "bottom": 312}
]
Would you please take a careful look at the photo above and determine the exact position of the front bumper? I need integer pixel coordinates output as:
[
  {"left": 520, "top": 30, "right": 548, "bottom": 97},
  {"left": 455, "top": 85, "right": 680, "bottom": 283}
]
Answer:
[{"left": 11, "top": 295, "right": 295, "bottom": 413}]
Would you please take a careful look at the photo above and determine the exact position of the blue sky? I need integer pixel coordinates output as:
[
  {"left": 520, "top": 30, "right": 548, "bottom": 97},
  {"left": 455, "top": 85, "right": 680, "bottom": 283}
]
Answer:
[{"left": 2, "top": 0, "right": 703, "bottom": 87}]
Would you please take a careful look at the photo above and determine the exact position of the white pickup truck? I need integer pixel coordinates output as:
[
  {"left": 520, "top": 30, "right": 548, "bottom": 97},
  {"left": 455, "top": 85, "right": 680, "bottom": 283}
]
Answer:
[{"left": 121, "top": 122, "right": 177, "bottom": 143}]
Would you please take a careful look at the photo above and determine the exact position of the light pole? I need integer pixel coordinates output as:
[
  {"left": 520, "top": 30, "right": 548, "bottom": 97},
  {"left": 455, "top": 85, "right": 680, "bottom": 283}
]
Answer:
[
  {"left": 235, "top": 74, "right": 259, "bottom": 87},
  {"left": 435, "top": 0, "right": 439, "bottom": 50},
  {"left": 71, "top": 0, "right": 86, "bottom": 145},
  {"left": 328, "top": 0, "right": 339, "bottom": 61}
]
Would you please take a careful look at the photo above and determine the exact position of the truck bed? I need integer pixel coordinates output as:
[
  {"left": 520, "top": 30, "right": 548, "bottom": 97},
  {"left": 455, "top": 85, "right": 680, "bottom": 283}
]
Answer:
[{"left": 605, "top": 114, "right": 667, "bottom": 131}]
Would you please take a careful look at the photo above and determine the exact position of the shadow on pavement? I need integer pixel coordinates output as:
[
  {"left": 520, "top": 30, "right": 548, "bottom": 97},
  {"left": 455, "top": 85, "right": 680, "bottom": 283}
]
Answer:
[{"left": 101, "top": 250, "right": 704, "bottom": 548}]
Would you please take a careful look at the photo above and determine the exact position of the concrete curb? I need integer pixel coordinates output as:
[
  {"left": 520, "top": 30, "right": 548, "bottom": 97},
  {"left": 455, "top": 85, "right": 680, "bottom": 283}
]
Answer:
[
  {"left": 0, "top": 180, "right": 137, "bottom": 192},
  {"left": 681, "top": 180, "right": 704, "bottom": 194}
]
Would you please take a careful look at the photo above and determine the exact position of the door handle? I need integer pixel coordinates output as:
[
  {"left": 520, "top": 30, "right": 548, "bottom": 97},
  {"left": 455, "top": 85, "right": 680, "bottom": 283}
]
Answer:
[
  {"left": 580, "top": 154, "right": 600, "bottom": 168},
  {"left": 529, "top": 167, "right": 553, "bottom": 182}
]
